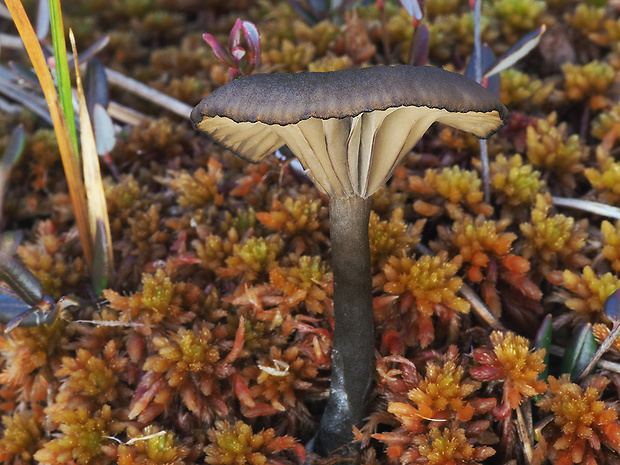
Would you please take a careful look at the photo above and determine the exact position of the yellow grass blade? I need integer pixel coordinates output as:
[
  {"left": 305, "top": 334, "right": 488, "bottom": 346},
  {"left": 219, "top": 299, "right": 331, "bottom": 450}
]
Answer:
[{"left": 69, "top": 30, "right": 114, "bottom": 291}]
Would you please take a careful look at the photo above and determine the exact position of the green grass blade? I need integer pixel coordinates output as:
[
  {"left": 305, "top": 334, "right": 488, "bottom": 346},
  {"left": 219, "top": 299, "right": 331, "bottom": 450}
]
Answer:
[{"left": 48, "top": 0, "right": 78, "bottom": 155}]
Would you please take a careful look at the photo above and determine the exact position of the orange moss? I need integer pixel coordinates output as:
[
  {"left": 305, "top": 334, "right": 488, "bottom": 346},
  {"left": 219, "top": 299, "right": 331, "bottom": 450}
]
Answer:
[
  {"left": 383, "top": 251, "right": 469, "bottom": 347},
  {"left": 526, "top": 113, "right": 587, "bottom": 189},
  {"left": 132, "top": 323, "right": 225, "bottom": 419},
  {"left": 17, "top": 220, "right": 86, "bottom": 299},
  {"left": 33, "top": 405, "right": 123, "bottom": 465},
  {"left": 53, "top": 342, "right": 127, "bottom": 408},
  {"left": 537, "top": 375, "right": 620, "bottom": 465},
  {"left": 104, "top": 268, "right": 203, "bottom": 332},
  {"left": 269, "top": 255, "right": 332, "bottom": 315},
  {"left": 491, "top": 154, "right": 545, "bottom": 207},
  {"left": 391, "top": 346, "right": 480, "bottom": 428},
  {"left": 169, "top": 158, "right": 224, "bottom": 208},
  {"left": 0, "top": 409, "right": 43, "bottom": 462},
  {"left": 417, "top": 426, "right": 495, "bottom": 465},
  {"left": 0, "top": 324, "right": 62, "bottom": 404},
  {"left": 219, "top": 236, "right": 283, "bottom": 282},
  {"left": 548, "top": 266, "right": 620, "bottom": 321},
  {"left": 409, "top": 166, "right": 493, "bottom": 218},
  {"left": 244, "top": 345, "right": 318, "bottom": 413},
  {"left": 256, "top": 194, "right": 326, "bottom": 237},
  {"left": 562, "top": 61, "right": 615, "bottom": 103},
  {"left": 471, "top": 331, "right": 546, "bottom": 412},
  {"left": 585, "top": 146, "right": 620, "bottom": 205},
  {"left": 369, "top": 209, "right": 424, "bottom": 267},
  {"left": 520, "top": 194, "right": 589, "bottom": 275},
  {"left": 383, "top": 252, "right": 469, "bottom": 317},
  {"left": 441, "top": 214, "right": 516, "bottom": 282},
  {"left": 117, "top": 425, "right": 189, "bottom": 465},
  {"left": 204, "top": 420, "right": 300, "bottom": 465}
]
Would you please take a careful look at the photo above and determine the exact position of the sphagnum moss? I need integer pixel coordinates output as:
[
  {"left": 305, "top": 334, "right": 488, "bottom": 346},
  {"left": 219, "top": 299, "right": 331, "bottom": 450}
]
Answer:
[{"left": 3, "top": 0, "right": 620, "bottom": 464}]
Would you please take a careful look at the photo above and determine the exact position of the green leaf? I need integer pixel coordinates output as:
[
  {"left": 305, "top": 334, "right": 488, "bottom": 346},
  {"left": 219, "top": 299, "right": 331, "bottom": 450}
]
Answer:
[
  {"left": 534, "top": 314, "right": 552, "bottom": 382},
  {"left": 91, "top": 218, "right": 110, "bottom": 296},
  {"left": 561, "top": 324, "right": 598, "bottom": 381},
  {"left": 1, "top": 125, "right": 25, "bottom": 168}
]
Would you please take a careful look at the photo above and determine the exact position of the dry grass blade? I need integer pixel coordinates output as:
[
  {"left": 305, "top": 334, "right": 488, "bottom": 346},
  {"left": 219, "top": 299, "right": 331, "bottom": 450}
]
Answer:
[
  {"left": 0, "top": 96, "right": 22, "bottom": 114},
  {"left": 4, "top": 0, "right": 93, "bottom": 267},
  {"left": 0, "top": 73, "right": 53, "bottom": 124},
  {"left": 515, "top": 404, "right": 534, "bottom": 465},
  {"left": 459, "top": 281, "right": 505, "bottom": 330},
  {"left": 0, "top": 5, "right": 11, "bottom": 20},
  {"left": 107, "top": 101, "right": 148, "bottom": 126},
  {"left": 552, "top": 196, "right": 620, "bottom": 220},
  {"left": 0, "top": 33, "right": 24, "bottom": 49},
  {"left": 105, "top": 67, "right": 192, "bottom": 118},
  {"left": 70, "top": 30, "right": 113, "bottom": 291}
]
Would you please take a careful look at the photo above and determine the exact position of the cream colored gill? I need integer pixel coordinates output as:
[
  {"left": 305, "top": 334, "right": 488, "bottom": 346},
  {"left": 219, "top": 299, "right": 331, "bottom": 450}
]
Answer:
[
  {"left": 350, "top": 106, "right": 504, "bottom": 197},
  {"left": 271, "top": 119, "right": 353, "bottom": 198},
  {"left": 365, "top": 107, "right": 446, "bottom": 196},
  {"left": 354, "top": 109, "right": 394, "bottom": 195},
  {"left": 201, "top": 107, "right": 502, "bottom": 199},
  {"left": 199, "top": 117, "right": 284, "bottom": 162},
  {"left": 270, "top": 123, "right": 333, "bottom": 196},
  {"left": 435, "top": 109, "right": 504, "bottom": 136}
]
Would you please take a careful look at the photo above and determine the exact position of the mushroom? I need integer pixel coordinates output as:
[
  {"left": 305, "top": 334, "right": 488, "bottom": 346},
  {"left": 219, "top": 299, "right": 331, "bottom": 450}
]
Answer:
[{"left": 190, "top": 65, "right": 508, "bottom": 456}]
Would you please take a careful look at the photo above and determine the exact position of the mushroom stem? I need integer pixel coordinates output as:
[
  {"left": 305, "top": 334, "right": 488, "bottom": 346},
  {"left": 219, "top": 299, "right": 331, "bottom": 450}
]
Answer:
[{"left": 313, "top": 195, "right": 375, "bottom": 456}]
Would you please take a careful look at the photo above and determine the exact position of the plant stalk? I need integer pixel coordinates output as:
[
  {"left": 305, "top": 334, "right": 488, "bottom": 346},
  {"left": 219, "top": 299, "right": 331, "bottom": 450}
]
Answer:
[
  {"left": 380, "top": 2, "right": 391, "bottom": 64},
  {"left": 472, "top": 0, "right": 491, "bottom": 203},
  {"left": 312, "top": 195, "right": 375, "bottom": 456}
]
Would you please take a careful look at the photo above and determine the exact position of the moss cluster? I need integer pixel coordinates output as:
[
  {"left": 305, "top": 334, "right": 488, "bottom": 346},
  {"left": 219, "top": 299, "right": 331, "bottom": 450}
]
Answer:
[{"left": 1, "top": 0, "right": 620, "bottom": 464}]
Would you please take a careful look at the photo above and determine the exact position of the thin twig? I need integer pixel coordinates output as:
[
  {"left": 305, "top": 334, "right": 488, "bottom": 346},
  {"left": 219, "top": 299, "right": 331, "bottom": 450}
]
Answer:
[
  {"left": 552, "top": 196, "right": 620, "bottom": 220},
  {"left": 0, "top": 74, "right": 53, "bottom": 125},
  {"left": 105, "top": 67, "right": 192, "bottom": 119},
  {"left": 73, "top": 319, "right": 144, "bottom": 328},
  {"left": 459, "top": 282, "right": 505, "bottom": 330},
  {"left": 515, "top": 404, "right": 534, "bottom": 465},
  {"left": 0, "top": 5, "right": 11, "bottom": 20},
  {"left": 0, "top": 96, "right": 23, "bottom": 114},
  {"left": 108, "top": 101, "right": 148, "bottom": 126},
  {"left": 473, "top": 0, "right": 482, "bottom": 84},
  {"left": 380, "top": 3, "right": 391, "bottom": 64},
  {"left": 0, "top": 33, "right": 24, "bottom": 49},
  {"left": 472, "top": 0, "right": 490, "bottom": 203},
  {"left": 105, "top": 430, "right": 166, "bottom": 445},
  {"left": 480, "top": 140, "right": 490, "bottom": 203}
]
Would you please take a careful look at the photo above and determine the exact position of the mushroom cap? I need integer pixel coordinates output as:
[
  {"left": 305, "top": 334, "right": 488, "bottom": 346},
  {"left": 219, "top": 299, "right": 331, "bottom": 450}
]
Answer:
[{"left": 191, "top": 65, "right": 508, "bottom": 198}]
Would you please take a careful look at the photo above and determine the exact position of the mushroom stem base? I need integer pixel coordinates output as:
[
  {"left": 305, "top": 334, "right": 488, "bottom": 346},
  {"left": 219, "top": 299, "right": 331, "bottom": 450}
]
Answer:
[{"left": 312, "top": 195, "right": 374, "bottom": 456}]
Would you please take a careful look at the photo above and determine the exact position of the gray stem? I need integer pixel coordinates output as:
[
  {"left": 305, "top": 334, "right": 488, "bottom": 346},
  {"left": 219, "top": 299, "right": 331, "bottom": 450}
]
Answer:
[{"left": 312, "top": 195, "right": 375, "bottom": 456}]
